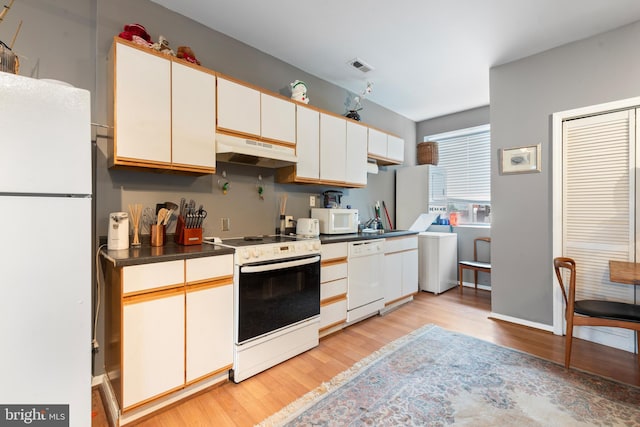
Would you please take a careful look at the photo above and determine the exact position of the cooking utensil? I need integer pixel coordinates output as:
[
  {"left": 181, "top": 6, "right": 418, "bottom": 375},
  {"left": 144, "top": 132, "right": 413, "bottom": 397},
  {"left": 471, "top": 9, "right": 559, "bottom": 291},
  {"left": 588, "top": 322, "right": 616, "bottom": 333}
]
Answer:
[
  {"left": 157, "top": 208, "right": 168, "bottom": 225},
  {"left": 163, "top": 209, "right": 174, "bottom": 225},
  {"left": 179, "top": 198, "right": 186, "bottom": 217},
  {"left": 382, "top": 200, "right": 393, "bottom": 230},
  {"left": 142, "top": 206, "right": 155, "bottom": 233}
]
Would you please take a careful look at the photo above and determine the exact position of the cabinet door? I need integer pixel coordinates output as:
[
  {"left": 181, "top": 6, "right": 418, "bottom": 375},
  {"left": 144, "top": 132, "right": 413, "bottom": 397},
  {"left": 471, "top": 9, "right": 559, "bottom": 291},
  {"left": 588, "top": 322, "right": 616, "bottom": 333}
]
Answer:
[
  {"left": 346, "top": 121, "right": 368, "bottom": 185},
  {"left": 217, "top": 77, "right": 260, "bottom": 137},
  {"left": 123, "top": 291, "right": 184, "bottom": 409},
  {"left": 295, "top": 105, "right": 320, "bottom": 180},
  {"left": 387, "top": 134, "right": 405, "bottom": 163},
  {"left": 320, "top": 113, "right": 346, "bottom": 182},
  {"left": 383, "top": 252, "right": 403, "bottom": 302},
  {"left": 402, "top": 249, "right": 419, "bottom": 295},
  {"left": 186, "top": 283, "right": 233, "bottom": 383},
  {"left": 115, "top": 42, "right": 171, "bottom": 163},
  {"left": 172, "top": 62, "right": 216, "bottom": 169},
  {"left": 368, "top": 128, "right": 387, "bottom": 158},
  {"left": 261, "top": 93, "right": 296, "bottom": 144}
]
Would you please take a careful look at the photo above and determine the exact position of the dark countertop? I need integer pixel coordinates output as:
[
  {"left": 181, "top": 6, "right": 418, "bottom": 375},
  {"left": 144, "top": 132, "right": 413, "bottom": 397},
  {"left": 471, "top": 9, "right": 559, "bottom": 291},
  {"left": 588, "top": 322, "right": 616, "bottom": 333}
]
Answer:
[
  {"left": 318, "top": 230, "right": 418, "bottom": 244},
  {"left": 101, "top": 241, "right": 234, "bottom": 267},
  {"left": 101, "top": 230, "right": 417, "bottom": 267}
]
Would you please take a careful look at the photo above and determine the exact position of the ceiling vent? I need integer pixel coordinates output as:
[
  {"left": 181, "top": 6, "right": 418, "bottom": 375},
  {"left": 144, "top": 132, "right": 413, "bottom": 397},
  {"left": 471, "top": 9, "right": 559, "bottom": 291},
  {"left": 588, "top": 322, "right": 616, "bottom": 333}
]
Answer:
[{"left": 348, "top": 57, "right": 374, "bottom": 73}]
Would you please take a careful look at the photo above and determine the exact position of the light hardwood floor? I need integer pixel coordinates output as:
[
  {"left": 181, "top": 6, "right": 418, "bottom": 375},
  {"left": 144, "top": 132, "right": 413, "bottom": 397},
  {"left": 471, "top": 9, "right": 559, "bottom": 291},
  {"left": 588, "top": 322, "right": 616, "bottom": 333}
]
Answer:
[{"left": 92, "top": 288, "right": 640, "bottom": 426}]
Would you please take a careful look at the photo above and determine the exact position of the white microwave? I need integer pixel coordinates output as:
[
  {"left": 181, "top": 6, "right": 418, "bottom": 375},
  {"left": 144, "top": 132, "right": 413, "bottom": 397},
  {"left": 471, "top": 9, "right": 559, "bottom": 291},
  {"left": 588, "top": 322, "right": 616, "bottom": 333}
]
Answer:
[{"left": 311, "top": 208, "right": 359, "bottom": 234}]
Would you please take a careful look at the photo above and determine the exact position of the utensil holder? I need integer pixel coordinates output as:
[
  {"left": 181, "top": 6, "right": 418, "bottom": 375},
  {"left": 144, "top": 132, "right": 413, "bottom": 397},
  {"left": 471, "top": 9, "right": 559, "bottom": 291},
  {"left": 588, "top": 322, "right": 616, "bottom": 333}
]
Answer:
[
  {"left": 175, "top": 215, "right": 203, "bottom": 245},
  {"left": 150, "top": 224, "right": 165, "bottom": 247}
]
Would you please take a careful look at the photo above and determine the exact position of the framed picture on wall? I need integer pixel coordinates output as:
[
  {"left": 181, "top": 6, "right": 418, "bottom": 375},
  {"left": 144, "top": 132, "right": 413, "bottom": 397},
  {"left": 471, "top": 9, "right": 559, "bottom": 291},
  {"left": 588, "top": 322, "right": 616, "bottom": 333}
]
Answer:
[{"left": 499, "top": 144, "right": 541, "bottom": 175}]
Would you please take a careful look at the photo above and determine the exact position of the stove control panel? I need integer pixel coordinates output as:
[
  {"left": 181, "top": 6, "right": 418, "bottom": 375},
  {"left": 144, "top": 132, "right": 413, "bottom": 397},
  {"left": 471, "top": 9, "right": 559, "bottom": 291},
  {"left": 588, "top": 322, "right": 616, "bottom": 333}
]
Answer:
[{"left": 236, "top": 240, "right": 320, "bottom": 264}]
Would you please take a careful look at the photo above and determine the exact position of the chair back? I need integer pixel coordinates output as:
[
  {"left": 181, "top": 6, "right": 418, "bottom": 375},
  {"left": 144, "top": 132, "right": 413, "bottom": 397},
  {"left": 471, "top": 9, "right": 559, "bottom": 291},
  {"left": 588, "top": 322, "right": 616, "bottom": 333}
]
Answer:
[
  {"left": 553, "top": 257, "right": 576, "bottom": 310},
  {"left": 474, "top": 237, "right": 491, "bottom": 262}
]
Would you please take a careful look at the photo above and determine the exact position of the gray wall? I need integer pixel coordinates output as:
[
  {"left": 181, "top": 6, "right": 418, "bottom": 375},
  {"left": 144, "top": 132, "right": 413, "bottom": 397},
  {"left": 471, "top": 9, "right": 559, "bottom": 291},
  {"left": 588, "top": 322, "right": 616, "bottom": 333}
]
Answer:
[
  {"left": 416, "top": 105, "right": 490, "bottom": 142},
  {"left": 490, "top": 21, "right": 640, "bottom": 325},
  {"left": 2, "top": 0, "right": 415, "bottom": 376}
]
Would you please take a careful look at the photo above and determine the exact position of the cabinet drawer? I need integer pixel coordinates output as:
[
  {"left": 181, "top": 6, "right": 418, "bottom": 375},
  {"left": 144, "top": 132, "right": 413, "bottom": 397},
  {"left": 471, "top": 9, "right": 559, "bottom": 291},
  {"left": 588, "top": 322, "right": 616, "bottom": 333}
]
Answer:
[
  {"left": 385, "top": 236, "right": 418, "bottom": 253},
  {"left": 321, "top": 277, "right": 347, "bottom": 301},
  {"left": 123, "top": 260, "right": 184, "bottom": 294},
  {"left": 321, "top": 262, "right": 347, "bottom": 283},
  {"left": 186, "top": 254, "right": 234, "bottom": 283},
  {"left": 321, "top": 242, "right": 348, "bottom": 260},
  {"left": 320, "top": 298, "right": 347, "bottom": 330}
]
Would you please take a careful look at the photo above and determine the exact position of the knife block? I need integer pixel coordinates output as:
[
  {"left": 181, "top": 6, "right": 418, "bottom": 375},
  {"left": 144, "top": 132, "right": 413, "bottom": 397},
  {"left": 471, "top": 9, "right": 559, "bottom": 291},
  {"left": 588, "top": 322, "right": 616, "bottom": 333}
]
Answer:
[{"left": 175, "top": 215, "right": 203, "bottom": 245}]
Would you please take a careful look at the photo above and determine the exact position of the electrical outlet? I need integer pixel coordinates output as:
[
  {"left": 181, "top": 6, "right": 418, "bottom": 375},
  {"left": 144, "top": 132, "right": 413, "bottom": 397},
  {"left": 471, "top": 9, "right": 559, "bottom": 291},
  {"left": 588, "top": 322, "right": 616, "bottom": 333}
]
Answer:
[
  {"left": 221, "top": 217, "right": 230, "bottom": 231},
  {"left": 285, "top": 215, "right": 294, "bottom": 227},
  {"left": 309, "top": 196, "right": 315, "bottom": 207}
]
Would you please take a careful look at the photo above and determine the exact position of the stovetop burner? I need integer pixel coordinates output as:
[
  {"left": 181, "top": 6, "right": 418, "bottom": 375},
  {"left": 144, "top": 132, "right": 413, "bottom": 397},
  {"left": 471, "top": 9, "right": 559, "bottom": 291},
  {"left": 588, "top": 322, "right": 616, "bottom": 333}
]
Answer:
[{"left": 221, "top": 234, "right": 298, "bottom": 247}]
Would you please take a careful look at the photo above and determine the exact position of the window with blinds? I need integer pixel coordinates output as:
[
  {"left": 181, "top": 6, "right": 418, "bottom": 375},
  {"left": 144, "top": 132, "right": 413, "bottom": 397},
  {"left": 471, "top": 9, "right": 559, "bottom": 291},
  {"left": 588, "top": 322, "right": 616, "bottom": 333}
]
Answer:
[{"left": 425, "top": 124, "right": 491, "bottom": 224}]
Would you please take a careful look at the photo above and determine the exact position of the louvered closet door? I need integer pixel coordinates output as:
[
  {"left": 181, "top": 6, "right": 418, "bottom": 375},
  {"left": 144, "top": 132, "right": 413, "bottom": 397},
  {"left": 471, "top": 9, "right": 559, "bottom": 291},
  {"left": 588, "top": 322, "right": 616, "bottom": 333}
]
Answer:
[{"left": 562, "top": 109, "right": 637, "bottom": 352}]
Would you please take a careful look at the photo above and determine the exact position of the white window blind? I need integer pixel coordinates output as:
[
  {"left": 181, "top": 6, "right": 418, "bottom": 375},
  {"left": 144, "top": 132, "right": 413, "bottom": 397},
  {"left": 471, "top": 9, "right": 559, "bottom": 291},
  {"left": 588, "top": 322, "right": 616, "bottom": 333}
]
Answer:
[{"left": 425, "top": 124, "right": 491, "bottom": 202}]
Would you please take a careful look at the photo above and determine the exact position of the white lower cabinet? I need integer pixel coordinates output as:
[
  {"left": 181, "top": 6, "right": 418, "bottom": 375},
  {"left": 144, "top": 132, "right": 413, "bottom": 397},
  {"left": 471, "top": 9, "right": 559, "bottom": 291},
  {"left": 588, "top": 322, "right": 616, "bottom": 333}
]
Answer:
[
  {"left": 319, "top": 242, "right": 348, "bottom": 337},
  {"left": 123, "top": 290, "right": 185, "bottom": 409},
  {"left": 383, "top": 236, "right": 418, "bottom": 308},
  {"left": 107, "top": 254, "right": 234, "bottom": 417},
  {"left": 185, "top": 255, "right": 234, "bottom": 383}
]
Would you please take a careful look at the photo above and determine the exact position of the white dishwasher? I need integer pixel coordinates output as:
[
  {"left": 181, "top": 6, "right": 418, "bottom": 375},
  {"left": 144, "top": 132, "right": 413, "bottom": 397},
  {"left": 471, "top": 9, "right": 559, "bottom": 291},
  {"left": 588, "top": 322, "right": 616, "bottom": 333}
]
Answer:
[{"left": 347, "top": 239, "right": 385, "bottom": 323}]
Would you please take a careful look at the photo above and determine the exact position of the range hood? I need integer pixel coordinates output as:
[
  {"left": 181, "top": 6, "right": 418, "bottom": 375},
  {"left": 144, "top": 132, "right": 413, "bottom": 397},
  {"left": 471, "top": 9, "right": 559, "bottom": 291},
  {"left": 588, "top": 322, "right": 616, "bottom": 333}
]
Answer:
[{"left": 216, "top": 133, "right": 297, "bottom": 168}]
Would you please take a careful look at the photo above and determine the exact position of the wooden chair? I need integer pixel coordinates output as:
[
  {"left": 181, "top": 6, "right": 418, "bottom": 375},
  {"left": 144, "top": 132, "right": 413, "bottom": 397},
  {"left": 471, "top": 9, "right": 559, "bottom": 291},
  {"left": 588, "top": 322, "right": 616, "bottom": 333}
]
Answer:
[
  {"left": 553, "top": 257, "right": 640, "bottom": 368},
  {"left": 458, "top": 237, "right": 491, "bottom": 293}
]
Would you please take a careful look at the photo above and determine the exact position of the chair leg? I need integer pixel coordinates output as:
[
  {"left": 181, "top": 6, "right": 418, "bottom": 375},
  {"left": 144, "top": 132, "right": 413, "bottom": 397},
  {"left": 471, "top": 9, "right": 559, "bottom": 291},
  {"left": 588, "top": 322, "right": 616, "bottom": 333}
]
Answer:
[
  {"left": 459, "top": 265, "right": 464, "bottom": 294},
  {"left": 474, "top": 270, "right": 478, "bottom": 290},
  {"left": 565, "top": 315, "right": 574, "bottom": 369}
]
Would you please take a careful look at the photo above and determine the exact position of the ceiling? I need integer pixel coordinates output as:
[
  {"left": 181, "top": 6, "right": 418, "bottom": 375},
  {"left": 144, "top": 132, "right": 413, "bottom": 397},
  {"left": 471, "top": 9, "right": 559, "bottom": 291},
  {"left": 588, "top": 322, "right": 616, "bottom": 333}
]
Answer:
[{"left": 149, "top": 0, "right": 640, "bottom": 122}]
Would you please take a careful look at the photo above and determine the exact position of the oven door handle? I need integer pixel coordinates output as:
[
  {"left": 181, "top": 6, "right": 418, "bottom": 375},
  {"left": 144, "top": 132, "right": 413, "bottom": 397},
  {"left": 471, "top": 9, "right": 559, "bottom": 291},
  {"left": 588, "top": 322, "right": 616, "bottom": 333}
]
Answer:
[{"left": 240, "top": 255, "right": 320, "bottom": 273}]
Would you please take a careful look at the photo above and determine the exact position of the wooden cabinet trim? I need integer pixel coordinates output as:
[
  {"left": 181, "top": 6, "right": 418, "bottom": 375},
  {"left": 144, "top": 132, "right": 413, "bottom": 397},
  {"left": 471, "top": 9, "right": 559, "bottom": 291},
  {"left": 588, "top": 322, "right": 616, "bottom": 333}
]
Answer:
[
  {"left": 186, "top": 276, "right": 233, "bottom": 292},
  {"left": 123, "top": 286, "right": 184, "bottom": 304},
  {"left": 321, "top": 257, "right": 347, "bottom": 267},
  {"left": 184, "top": 364, "right": 232, "bottom": 388},
  {"left": 122, "top": 383, "right": 185, "bottom": 413},
  {"left": 321, "top": 293, "right": 347, "bottom": 306},
  {"left": 384, "top": 293, "right": 418, "bottom": 307},
  {"left": 319, "top": 319, "right": 347, "bottom": 333}
]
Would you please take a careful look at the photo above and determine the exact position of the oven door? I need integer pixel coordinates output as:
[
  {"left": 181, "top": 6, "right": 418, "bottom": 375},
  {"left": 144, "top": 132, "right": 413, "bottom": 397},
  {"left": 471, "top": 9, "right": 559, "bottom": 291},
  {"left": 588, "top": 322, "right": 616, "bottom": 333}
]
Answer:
[{"left": 237, "top": 254, "right": 320, "bottom": 344}]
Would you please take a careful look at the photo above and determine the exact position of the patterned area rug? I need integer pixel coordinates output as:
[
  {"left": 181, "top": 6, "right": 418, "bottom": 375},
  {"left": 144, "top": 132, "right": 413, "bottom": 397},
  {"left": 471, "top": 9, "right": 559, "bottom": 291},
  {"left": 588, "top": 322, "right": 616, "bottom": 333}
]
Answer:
[{"left": 257, "top": 324, "right": 640, "bottom": 426}]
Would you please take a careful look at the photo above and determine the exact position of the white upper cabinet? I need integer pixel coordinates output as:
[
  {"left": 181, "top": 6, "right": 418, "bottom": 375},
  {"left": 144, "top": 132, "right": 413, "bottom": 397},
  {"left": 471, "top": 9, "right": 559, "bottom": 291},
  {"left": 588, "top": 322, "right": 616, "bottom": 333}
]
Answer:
[
  {"left": 114, "top": 41, "right": 171, "bottom": 164},
  {"left": 367, "top": 128, "right": 388, "bottom": 159},
  {"left": 172, "top": 62, "right": 216, "bottom": 169},
  {"left": 295, "top": 105, "right": 320, "bottom": 180},
  {"left": 367, "top": 127, "right": 404, "bottom": 165},
  {"left": 345, "top": 121, "right": 368, "bottom": 186},
  {"left": 320, "top": 113, "right": 347, "bottom": 183},
  {"left": 261, "top": 93, "right": 296, "bottom": 145},
  {"left": 387, "top": 134, "right": 405, "bottom": 163},
  {"left": 109, "top": 38, "right": 216, "bottom": 173},
  {"left": 217, "top": 77, "right": 261, "bottom": 138}
]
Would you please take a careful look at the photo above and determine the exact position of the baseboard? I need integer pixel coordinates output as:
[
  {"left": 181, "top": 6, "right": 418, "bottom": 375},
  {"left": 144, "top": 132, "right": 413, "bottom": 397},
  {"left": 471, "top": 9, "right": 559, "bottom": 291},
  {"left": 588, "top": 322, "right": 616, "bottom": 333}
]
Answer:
[
  {"left": 489, "top": 312, "right": 554, "bottom": 333},
  {"left": 460, "top": 281, "right": 491, "bottom": 291},
  {"left": 99, "top": 374, "right": 120, "bottom": 427}
]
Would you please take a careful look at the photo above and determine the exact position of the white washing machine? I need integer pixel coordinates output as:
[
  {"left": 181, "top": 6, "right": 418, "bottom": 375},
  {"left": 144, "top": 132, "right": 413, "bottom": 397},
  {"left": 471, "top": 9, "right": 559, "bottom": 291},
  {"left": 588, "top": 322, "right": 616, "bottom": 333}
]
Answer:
[{"left": 418, "top": 232, "right": 458, "bottom": 294}]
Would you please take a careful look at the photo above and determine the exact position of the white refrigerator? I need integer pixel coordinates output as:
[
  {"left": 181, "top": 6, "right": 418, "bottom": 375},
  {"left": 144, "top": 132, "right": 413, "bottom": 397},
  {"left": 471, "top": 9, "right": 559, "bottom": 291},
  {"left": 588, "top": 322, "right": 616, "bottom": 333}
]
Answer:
[
  {"left": 0, "top": 72, "right": 91, "bottom": 426},
  {"left": 396, "top": 164, "right": 447, "bottom": 230}
]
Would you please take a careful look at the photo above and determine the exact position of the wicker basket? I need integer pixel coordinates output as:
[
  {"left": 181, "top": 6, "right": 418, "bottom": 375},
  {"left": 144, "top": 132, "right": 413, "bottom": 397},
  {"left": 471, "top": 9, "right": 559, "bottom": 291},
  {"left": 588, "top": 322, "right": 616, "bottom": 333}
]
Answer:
[
  {"left": 0, "top": 41, "right": 19, "bottom": 74},
  {"left": 417, "top": 141, "right": 438, "bottom": 165}
]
